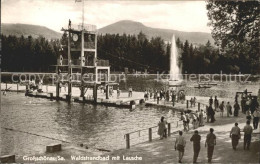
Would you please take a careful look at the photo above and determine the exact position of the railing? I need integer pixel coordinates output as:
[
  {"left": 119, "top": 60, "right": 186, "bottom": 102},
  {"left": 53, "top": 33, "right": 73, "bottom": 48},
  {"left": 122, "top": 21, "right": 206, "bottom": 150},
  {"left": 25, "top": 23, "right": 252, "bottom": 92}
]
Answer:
[
  {"left": 84, "top": 42, "right": 95, "bottom": 49},
  {"left": 70, "top": 23, "right": 97, "bottom": 32},
  {"left": 184, "top": 99, "right": 209, "bottom": 112},
  {"left": 97, "top": 60, "right": 109, "bottom": 67},
  {"left": 124, "top": 120, "right": 183, "bottom": 149},
  {"left": 124, "top": 100, "right": 210, "bottom": 149},
  {"left": 71, "top": 59, "right": 81, "bottom": 65},
  {"left": 186, "top": 100, "right": 210, "bottom": 123},
  {"left": 57, "top": 59, "right": 109, "bottom": 67},
  {"left": 57, "top": 59, "right": 81, "bottom": 66},
  {"left": 57, "top": 59, "right": 68, "bottom": 66},
  {"left": 85, "top": 61, "right": 94, "bottom": 66},
  {"left": 85, "top": 95, "right": 94, "bottom": 101}
]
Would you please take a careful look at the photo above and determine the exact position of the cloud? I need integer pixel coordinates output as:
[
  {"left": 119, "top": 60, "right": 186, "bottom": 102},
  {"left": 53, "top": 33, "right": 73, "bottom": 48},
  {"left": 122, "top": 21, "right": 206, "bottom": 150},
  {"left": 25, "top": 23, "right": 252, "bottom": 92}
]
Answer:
[{"left": 2, "top": 0, "right": 211, "bottom": 33}]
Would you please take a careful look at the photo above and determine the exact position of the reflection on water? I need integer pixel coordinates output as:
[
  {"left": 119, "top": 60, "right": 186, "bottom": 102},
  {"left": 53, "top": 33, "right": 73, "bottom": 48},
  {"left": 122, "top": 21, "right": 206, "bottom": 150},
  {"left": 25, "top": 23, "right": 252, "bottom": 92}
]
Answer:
[{"left": 1, "top": 93, "right": 178, "bottom": 156}]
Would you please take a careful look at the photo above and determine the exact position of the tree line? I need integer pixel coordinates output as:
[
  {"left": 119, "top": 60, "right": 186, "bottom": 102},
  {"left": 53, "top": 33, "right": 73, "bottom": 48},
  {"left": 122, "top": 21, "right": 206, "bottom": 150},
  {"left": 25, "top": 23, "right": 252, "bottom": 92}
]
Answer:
[
  {"left": 97, "top": 32, "right": 170, "bottom": 73},
  {"left": 1, "top": 1, "right": 259, "bottom": 74},
  {"left": 1, "top": 35, "right": 59, "bottom": 72},
  {"left": 1, "top": 31, "right": 259, "bottom": 74}
]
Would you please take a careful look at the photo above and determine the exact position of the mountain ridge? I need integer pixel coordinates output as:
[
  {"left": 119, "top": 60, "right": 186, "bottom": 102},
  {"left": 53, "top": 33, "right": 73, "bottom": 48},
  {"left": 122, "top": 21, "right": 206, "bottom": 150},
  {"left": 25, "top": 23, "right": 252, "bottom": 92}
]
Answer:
[
  {"left": 1, "top": 21, "right": 214, "bottom": 45},
  {"left": 1, "top": 23, "right": 62, "bottom": 40},
  {"left": 99, "top": 20, "right": 214, "bottom": 45}
]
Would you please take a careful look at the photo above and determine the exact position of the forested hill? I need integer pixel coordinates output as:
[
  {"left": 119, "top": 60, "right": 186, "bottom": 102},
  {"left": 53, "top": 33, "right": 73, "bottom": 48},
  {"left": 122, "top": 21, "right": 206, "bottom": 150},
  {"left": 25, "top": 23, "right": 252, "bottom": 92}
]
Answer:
[
  {"left": 2, "top": 21, "right": 213, "bottom": 45},
  {"left": 1, "top": 23, "right": 62, "bottom": 40},
  {"left": 99, "top": 20, "right": 214, "bottom": 45}
]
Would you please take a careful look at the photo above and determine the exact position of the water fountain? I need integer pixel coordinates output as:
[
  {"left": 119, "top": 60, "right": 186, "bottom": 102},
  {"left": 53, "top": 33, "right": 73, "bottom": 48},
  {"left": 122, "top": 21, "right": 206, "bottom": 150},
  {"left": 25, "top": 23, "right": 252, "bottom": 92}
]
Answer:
[{"left": 169, "top": 35, "right": 182, "bottom": 89}]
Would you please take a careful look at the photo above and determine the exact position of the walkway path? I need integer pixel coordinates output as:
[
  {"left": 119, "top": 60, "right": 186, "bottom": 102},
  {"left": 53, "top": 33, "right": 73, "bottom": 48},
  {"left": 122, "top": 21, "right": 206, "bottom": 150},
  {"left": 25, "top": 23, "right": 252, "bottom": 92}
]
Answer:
[{"left": 107, "top": 113, "right": 260, "bottom": 163}]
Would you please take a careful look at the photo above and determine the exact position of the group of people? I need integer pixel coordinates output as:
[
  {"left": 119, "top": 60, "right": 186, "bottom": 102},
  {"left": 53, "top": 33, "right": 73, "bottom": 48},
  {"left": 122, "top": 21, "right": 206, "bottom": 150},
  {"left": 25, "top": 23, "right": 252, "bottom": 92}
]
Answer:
[
  {"left": 207, "top": 95, "right": 244, "bottom": 123},
  {"left": 175, "top": 120, "right": 255, "bottom": 163},
  {"left": 157, "top": 89, "right": 259, "bottom": 163},
  {"left": 175, "top": 128, "right": 216, "bottom": 163},
  {"left": 143, "top": 88, "right": 186, "bottom": 106},
  {"left": 27, "top": 79, "right": 38, "bottom": 90},
  {"left": 99, "top": 85, "right": 121, "bottom": 99},
  {"left": 240, "top": 92, "right": 260, "bottom": 130},
  {"left": 213, "top": 90, "right": 260, "bottom": 130},
  {"left": 190, "top": 97, "right": 197, "bottom": 107},
  {"left": 26, "top": 79, "right": 43, "bottom": 92},
  {"left": 180, "top": 111, "right": 205, "bottom": 132},
  {"left": 241, "top": 90, "right": 259, "bottom": 114}
]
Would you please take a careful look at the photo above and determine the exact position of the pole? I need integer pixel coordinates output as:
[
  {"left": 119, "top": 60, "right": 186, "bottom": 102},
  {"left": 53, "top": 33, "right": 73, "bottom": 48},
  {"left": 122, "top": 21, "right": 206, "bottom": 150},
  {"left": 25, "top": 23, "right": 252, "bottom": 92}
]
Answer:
[
  {"left": 198, "top": 103, "right": 200, "bottom": 112},
  {"left": 56, "top": 67, "right": 60, "bottom": 99},
  {"left": 82, "top": 0, "right": 84, "bottom": 28},
  {"left": 106, "top": 84, "right": 109, "bottom": 99},
  {"left": 206, "top": 106, "right": 209, "bottom": 123},
  {"left": 80, "top": 15, "right": 85, "bottom": 97},
  {"left": 93, "top": 83, "right": 97, "bottom": 103},
  {"left": 149, "top": 128, "right": 152, "bottom": 142},
  {"left": 186, "top": 100, "right": 189, "bottom": 108},
  {"left": 126, "top": 134, "right": 130, "bottom": 149},
  {"left": 68, "top": 31, "right": 72, "bottom": 102},
  {"left": 168, "top": 123, "right": 171, "bottom": 136}
]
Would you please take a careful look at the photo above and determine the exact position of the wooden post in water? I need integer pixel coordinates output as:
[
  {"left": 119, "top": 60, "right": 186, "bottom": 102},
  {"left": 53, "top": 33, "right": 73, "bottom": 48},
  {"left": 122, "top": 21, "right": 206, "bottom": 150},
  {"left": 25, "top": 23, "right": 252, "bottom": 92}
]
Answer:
[
  {"left": 206, "top": 105, "right": 209, "bottom": 123},
  {"left": 198, "top": 103, "right": 200, "bottom": 112},
  {"left": 106, "top": 84, "right": 109, "bottom": 99},
  {"left": 56, "top": 67, "right": 60, "bottom": 99},
  {"left": 126, "top": 134, "right": 130, "bottom": 149},
  {"left": 168, "top": 123, "right": 171, "bottom": 136},
  {"left": 80, "top": 86, "right": 84, "bottom": 98},
  {"left": 186, "top": 100, "right": 189, "bottom": 108},
  {"left": 67, "top": 31, "right": 72, "bottom": 102},
  {"left": 149, "top": 128, "right": 152, "bottom": 142},
  {"left": 80, "top": 29, "right": 85, "bottom": 98},
  {"left": 50, "top": 93, "right": 54, "bottom": 101},
  {"left": 93, "top": 83, "right": 97, "bottom": 103},
  {"left": 67, "top": 74, "right": 72, "bottom": 102}
]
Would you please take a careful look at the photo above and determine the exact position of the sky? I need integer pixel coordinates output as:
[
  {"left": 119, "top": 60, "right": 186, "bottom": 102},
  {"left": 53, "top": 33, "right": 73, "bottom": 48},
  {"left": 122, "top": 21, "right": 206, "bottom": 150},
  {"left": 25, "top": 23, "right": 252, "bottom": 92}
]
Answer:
[{"left": 2, "top": 0, "right": 212, "bottom": 33}]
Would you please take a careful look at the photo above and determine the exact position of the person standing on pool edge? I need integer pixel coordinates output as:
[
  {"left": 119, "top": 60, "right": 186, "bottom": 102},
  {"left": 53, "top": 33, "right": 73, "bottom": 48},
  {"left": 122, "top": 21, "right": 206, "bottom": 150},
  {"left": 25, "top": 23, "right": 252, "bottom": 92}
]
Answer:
[
  {"left": 219, "top": 101, "right": 225, "bottom": 117},
  {"left": 175, "top": 131, "right": 186, "bottom": 163},
  {"left": 128, "top": 86, "right": 133, "bottom": 97},
  {"left": 205, "top": 128, "right": 216, "bottom": 163},
  {"left": 214, "top": 96, "right": 219, "bottom": 111}
]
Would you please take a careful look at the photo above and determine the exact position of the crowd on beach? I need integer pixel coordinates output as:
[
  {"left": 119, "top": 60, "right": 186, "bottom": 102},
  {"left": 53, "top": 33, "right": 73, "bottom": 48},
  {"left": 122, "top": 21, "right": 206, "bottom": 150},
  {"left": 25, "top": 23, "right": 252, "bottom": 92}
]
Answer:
[
  {"left": 98, "top": 86, "right": 188, "bottom": 104},
  {"left": 143, "top": 88, "right": 186, "bottom": 106},
  {"left": 157, "top": 89, "right": 260, "bottom": 163}
]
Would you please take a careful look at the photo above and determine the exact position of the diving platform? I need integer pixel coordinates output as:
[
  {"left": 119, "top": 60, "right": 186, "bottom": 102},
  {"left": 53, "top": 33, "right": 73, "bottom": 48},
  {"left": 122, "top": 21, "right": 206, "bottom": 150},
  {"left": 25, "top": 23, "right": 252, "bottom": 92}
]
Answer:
[{"left": 53, "top": 21, "right": 117, "bottom": 102}]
